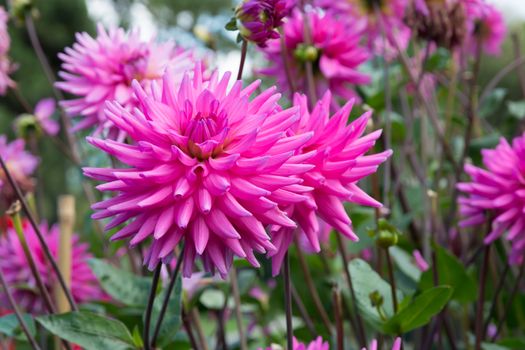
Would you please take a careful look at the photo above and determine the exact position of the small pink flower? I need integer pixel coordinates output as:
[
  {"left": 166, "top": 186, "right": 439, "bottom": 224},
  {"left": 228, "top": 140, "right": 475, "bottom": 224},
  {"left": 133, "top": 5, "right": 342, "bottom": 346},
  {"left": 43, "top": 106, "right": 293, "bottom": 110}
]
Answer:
[
  {"left": 57, "top": 24, "right": 196, "bottom": 140},
  {"left": 34, "top": 98, "right": 59, "bottom": 136},
  {"left": 413, "top": 250, "right": 430, "bottom": 272},
  {"left": 259, "top": 10, "right": 370, "bottom": 101},
  {"left": 269, "top": 92, "right": 391, "bottom": 275},
  {"left": 0, "top": 135, "right": 38, "bottom": 201},
  {"left": 466, "top": 0, "right": 506, "bottom": 56},
  {"left": 363, "top": 337, "right": 403, "bottom": 350},
  {"left": 0, "top": 7, "right": 14, "bottom": 96},
  {"left": 458, "top": 133, "right": 525, "bottom": 265},
  {"left": 85, "top": 63, "right": 316, "bottom": 277},
  {"left": 235, "top": 0, "right": 294, "bottom": 47},
  {"left": 0, "top": 220, "right": 103, "bottom": 314}
]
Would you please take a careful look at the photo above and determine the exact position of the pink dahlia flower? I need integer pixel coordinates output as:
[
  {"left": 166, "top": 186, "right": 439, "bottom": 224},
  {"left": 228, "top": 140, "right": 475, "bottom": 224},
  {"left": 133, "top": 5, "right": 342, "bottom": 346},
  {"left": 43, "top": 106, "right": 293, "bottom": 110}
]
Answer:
[
  {"left": 269, "top": 92, "right": 391, "bottom": 275},
  {"left": 465, "top": 0, "right": 506, "bottom": 56},
  {"left": 458, "top": 134, "right": 525, "bottom": 265},
  {"left": 85, "top": 63, "right": 315, "bottom": 277},
  {"left": 259, "top": 10, "right": 370, "bottom": 101},
  {"left": 316, "top": 0, "right": 410, "bottom": 60},
  {"left": 363, "top": 337, "right": 402, "bottom": 350},
  {"left": 34, "top": 98, "right": 59, "bottom": 136},
  {"left": 0, "top": 6, "right": 14, "bottom": 96},
  {"left": 0, "top": 135, "right": 38, "bottom": 201},
  {"left": 0, "top": 220, "right": 103, "bottom": 314},
  {"left": 235, "top": 0, "right": 294, "bottom": 47},
  {"left": 57, "top": 24, "right": 195, "bottom": 140}
]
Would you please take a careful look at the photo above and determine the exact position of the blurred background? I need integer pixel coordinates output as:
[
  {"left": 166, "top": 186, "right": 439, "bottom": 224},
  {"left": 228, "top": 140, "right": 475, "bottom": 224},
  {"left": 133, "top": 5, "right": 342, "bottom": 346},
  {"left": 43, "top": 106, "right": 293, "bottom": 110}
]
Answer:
[{"left": 0, "top": 0, "right": 524, "bottom": 235}]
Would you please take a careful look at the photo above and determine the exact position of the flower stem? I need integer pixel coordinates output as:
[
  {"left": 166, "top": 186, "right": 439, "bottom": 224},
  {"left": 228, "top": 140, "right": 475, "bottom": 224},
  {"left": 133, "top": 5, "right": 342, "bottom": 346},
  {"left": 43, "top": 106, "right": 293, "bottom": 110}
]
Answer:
[
  {"left": 333, "top": 286, "right": 344, "bottom": 350},
  {"left": 336, "top": 234, "right": 367, "bottom": 347},
  {"left": 475, "top": 244, "right": 491, "bottom": 350},
  {"left": 385, "top": 248, "right": 398, "bottom": 313},
  {"left": 144, "top": 264, "right": 162, "bottom": 350},
  {"left": 181, "top": 308, "right": 199, "bottom": 350},
  {"left": 24, "top": 13, "right": 81, "bottom": 166},
  {"left": 291, "top": 282, "right": 317, "bottom": 336},
  {"left": 151, "top": 246, "right": 185, "bottom": 348},
  {"left": 284, "top": 252, "right": 293, "bottom": 350},
  {"left": 9, "top": 206, "right": 56, "bottom": 314},
  {"left": 490, "top": 262, "right": 525, "bottom": 341},
  {"left": 230, "top": 267, "right": 248, "bottom": 350},
  {"left": 295, "top": 240, "right": 332, "bottom": 333},
  {"left": 0, "top": 155, "right": 78, "bottom": 312},
  {"left": 237, "top": 39, "right": 248, "bottom": 81},
  {"left": 483, "top": 262, "right": 509, "bottom": 334},
  {"left": 0, "top": 268, "right": 42, "bottom": 350}
]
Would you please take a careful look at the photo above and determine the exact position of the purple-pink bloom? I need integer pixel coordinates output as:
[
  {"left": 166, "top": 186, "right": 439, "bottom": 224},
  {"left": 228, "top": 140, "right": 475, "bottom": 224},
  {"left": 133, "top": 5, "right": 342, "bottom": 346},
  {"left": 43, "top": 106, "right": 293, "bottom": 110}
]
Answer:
[
  {"left": 34, "top": 98, "right": 59, "bottom": 136},
  {"left": 316, "top": 0, "right": 410, "bottom": 60},
  {"left": 465, "top": 0, "right": 506, "bottom": 56},
  {"left": 0, "top": 220, "right": 103, "bottom": 314},
  {"left": 269, "top": 92, "right": 391, "bottom": 275},
  {"left": 363, "top": 337, "right": 403, "bottom": 350},
  {"left": 85, "top": 63, "right": 316, "bottom": 277},
  {"left": 457, "top": 134, "right": 525, "bottom": 265},
  {"left": 0, "top": 135, "right": 38, "bottom": 201},
  {"left": 0, "top": 6, "right": 14, "bottom": 95},
  {"left": 293, "top": 337, "right": 329, "bottom": 350},
  {"left": 413, "top": 249, "right": 430, "bottom": 271},
  {"left": 235, "top": 0, "right": 294, "bottom": 47},
  {"left": 259, "top": 10, "right": 370, "bottom": 101},
  {"left": 57, "top": 24, "right": 195, "bottom": 140}
]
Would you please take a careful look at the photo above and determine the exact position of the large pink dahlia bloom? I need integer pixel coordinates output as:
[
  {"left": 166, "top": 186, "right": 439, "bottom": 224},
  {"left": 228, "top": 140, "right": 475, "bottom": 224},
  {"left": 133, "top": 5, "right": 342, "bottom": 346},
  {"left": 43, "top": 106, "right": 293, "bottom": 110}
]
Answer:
[
  {"left": 85, "top": 64, "right": 315, "bottom": 277},
  {"left": 0, "top": 220, "right": 103, "bottom": 314},
  {"left": 465, "top": 0, "right": 506, "bottom": 56},
  {"left": 269, "top": 92, "right": 391, "bottom": 275},
  {"left": 259, "top": 10, "right": 370, "bottom": 101},
  {"left": 458, "top": 133, "right": 525, "bottom": 265},
  {"left": 57, "top": 24, "right": 195, "bottom": 140}
]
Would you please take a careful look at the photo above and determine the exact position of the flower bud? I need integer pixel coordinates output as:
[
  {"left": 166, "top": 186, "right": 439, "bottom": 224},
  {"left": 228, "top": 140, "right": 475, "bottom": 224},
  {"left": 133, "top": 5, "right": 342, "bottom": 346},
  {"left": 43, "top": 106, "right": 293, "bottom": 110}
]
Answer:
[{"left": 369, "top": 290, "right": 384, "bottom": 308}]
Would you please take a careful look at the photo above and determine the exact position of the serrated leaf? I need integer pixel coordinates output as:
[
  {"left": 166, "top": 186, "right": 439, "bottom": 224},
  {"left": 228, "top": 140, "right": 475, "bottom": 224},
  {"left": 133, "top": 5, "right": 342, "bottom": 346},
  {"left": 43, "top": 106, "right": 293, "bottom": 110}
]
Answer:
[
  {"left": 383, "top": 286, "right": 453, "bottom": 334},
  {"left": 36, "top": 311, "right": 136, "bottom": 350},
  {"left": 347, "top": 259, "right": 402, "bottom": 330},
  {"left": 88, "top": 258, "right": 151, "bottom": 306},
  {"left": 419, "top": 245, "right": 477, "bottom": 303}
]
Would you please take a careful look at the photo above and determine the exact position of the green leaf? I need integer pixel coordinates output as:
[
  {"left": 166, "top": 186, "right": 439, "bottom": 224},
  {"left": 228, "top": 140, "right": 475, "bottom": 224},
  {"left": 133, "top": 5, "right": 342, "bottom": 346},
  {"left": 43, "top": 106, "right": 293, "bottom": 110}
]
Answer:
[
  {"left": 0, "top": 314, "right": 36, "bottom": 341},
  {"left": 424, "top": 48, "right": 451, "bottom": 72},
  {"left": 88, "top": 258, "right": 151, "bottom": 306},
  {"left": 200, "top": 289, "right": 227, "bottom": 310},
  {"left": 419, "top": 245, "right": 477, "bottom": 303},
  {"left": 225, "top": 16, "right": 237, "bottom": 31},
  {"left": 36, "top": 311, "right": 136, "bottom": 350},
  {"left": 498, "top": 338, "right": 525, "bottom": 349},
  {"left": 482, "top": 343, "right": 511, "bottom": 350},
  {"left": 479, "top": 88, "right": 507, "bottom": 119},
  {"left": 383, "top": 286, "right": 453, "bottom": 334},
  {"left": 131, "top": 325, "right": 143, "bottom": 348},
  {"left": 347, "top": 259, "right": 402, "bottom": 330},
  {"left": 390, "top": 246, "right": 422, "bottom": 282},
  {"left": 507, "top": 100, "right": 525, "bottom": 120},
  {"left": 150, "top": 275, "right": 183, "bottom": 347}
]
